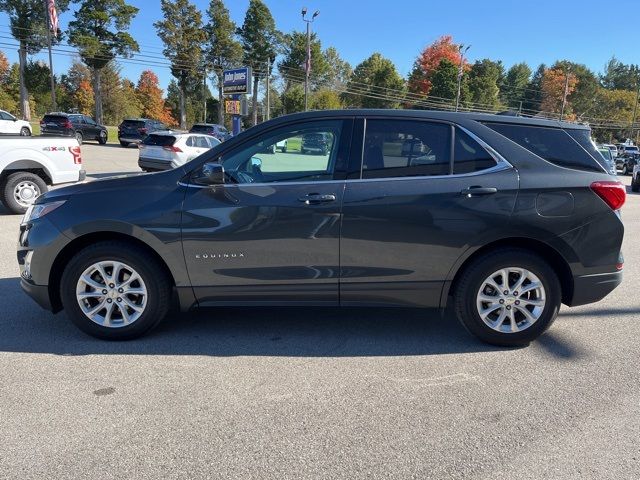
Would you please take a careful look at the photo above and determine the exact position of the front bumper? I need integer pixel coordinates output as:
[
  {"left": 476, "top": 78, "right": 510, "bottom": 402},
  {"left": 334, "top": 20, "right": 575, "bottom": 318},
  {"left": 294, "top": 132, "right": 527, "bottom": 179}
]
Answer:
[
  {"left": 567, "top": 270, "right": 622, "bottom": 306},
  {"left": 21, "top": 278, "right": 53, "bottom": 311}
]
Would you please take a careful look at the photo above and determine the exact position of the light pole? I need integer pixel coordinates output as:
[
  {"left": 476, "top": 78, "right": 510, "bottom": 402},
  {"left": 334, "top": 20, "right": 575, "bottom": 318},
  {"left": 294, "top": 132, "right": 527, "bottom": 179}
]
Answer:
[
  {"left": 455, "top": 44, "right": 470, "bottom": 112},
  {"left": 302, "top": 7, "right": 319, "bottom": 111}
]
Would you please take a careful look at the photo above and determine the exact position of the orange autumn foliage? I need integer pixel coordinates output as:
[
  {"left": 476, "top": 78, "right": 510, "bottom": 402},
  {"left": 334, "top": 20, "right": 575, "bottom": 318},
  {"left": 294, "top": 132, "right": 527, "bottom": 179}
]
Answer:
[
  {"left": 136, "top": 70, "right": 175, "bottom": 125},
  {"left": 409, "top": 35, "right": 469, "bottom": 95},
  {"left": 540, "top": 67, "right": 578, "bottom": 117}
]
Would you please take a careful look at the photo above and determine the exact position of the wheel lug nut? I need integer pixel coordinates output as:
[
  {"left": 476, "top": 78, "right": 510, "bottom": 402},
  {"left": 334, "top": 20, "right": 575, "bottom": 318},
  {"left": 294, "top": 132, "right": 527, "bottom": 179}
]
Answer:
[
  {"left": 107, "top": 298, "right": 113, "bottom": 303},
  {"left": 117, "top": 297, "right": 122, "bottom": 302},
  {"left": 506, "top": 305, "right": 511, "bottom": 310},
  {"left": 513, "top": 291, "right": 518, "bottom": 296},
  {"left": 109, "top": 283, "right": 115, "bottom": 288},
  {"left": 503, "top": 290, "right": 509, "bottom": 295},
  {"left": 102, "top": 289, "right": 108, "bottom": 295},
  {"left": 515, "top": 300, "right": 520, "bottom": 305},
  {"left": 118, "top": 288, "right": 124, "bottom": 293},
  {"left": 499, "top": 299, "right": 504, "bottom": 304}
]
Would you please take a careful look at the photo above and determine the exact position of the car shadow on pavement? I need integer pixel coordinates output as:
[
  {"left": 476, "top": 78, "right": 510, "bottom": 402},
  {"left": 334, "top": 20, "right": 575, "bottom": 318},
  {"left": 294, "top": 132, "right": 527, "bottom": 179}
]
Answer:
[{"left": 0, "top": 276, "right": 530, "bottom": 358}]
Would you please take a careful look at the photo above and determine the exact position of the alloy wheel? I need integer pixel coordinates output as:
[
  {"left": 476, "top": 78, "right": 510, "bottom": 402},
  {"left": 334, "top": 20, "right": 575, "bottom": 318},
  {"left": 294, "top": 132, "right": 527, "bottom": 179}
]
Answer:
[
  {"left": 75, "top": 260, "right": 148, "bottom": 328},
  {"left": 476, "top": 267, "right": 546, "bottom": 333}
]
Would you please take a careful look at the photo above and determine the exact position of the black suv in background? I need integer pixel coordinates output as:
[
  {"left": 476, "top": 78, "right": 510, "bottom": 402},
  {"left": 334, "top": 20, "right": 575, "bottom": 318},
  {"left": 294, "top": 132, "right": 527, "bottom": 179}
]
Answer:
[
  {"left": 18, "top": 110, "right": 625, "bottom": 346},
  {"left": 189, "top": 123, "right": 232, "bottom": 142},
  {"left": 118, "top": 118, "right": 167, "bottom": 147},
  {"left": 40, "top": 112, "right": 108, "bottom": 145}
]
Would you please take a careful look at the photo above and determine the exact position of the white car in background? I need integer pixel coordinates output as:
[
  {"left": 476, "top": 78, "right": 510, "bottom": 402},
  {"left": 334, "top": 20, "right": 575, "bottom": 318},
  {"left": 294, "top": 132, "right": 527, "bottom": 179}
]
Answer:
[
  {"left": 138, "top": 132, "right": 221, "bottom": 172},
  {"left": 632, "top": 163, "right": 640, "bottom": 192},
  {"left": 0, "top": 109, "right": 32, "bottom": 136}
]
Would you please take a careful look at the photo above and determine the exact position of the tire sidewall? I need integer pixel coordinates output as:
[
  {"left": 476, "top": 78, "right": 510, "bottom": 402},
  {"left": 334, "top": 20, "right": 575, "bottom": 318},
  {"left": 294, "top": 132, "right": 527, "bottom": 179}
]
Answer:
[
  {"left": 2, "top": 172, "right": 47, "bottom": 214},
  {"left": 20, "top": 127, "right": 30, "bottom": 136},
  {"left": 61, "top": 245, "right": 169, "bottom": 340},
  {"left": 455, "top": 251, "right": 561, "bottom": 346},
  {"left": 75, "top": 132, "right": 83, "bottom": 145},
  {"left": 98, "top": 130, "right": 107, "bottom": 144}
]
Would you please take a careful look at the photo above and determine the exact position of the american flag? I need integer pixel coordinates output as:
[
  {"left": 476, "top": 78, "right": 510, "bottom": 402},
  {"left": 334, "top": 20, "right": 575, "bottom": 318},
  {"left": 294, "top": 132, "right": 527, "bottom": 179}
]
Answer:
[{"left": 47, "top": 0, "right": 59, "bottom": 38}]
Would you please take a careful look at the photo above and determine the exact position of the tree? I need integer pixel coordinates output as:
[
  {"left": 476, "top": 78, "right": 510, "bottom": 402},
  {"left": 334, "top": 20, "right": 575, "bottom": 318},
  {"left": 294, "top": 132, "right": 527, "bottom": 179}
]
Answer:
[
  {"left": 319, "top": 47, "right": 352, "bottom": 91},
  {"left": 522, "top": 64, "right": 545, "bottom": 113},
  {"left": 311, "top": 89, "right": 342, "bottom": 110},
  {"left": 551, "top": 61, "right": 598, "bottom": 118},
  {"left": 278, "top": 31, "right": 328, "bottom": 91},
  {"left": 500, "top": 62, "right": 531, "bottom": 109},
  {"left": 540, "top": 66, "right": 578, "bottom": 118},
  {"left": 281, "top": 83, "right": 304, "bottom": 114},
  {"left": 155, "top": 0, "right": 206, "bottom": 129},
  {"left": 429, "top": 59, "right": 460, "bottom": 104},
  {"left": 59, "top": 59, "right": 92, "bottom": 112},
  {"left": 165, "top": 77, "right": 211, "bottom": 126},
  {"left": 136, "top": 70, "right": 174, "bottom": 125},
  {"left": 467, "top": 59, "right": 503, "bottom": 110},
  {"left": 68, "top": 0, "right": 139, "bottom": 125},
  {"left": 0, "top": 51, "right": 16, "bottom": 112},
  {"left": 344, "top": 53, "right": 405, "bottom": 109},
  {"left": 238, "top": 0, "right": 279, "bottom": 126},
  {"left": 601, "top": 57, "right": 640, "bottom": 91},
  {"left": 24, "top": 60, "right": 53, "bottom": 116},
  {"left": 408, "top": 35, "right": 466, "bottom": 97},
  {"left": 0, "top": 0, "right": 70, "bottom": 120},
  {"left": 76, "top": 79, "right": 95, "bottom": 115},
  {"left": 204, "top": 0, "right": 243, "bottom": 126}
]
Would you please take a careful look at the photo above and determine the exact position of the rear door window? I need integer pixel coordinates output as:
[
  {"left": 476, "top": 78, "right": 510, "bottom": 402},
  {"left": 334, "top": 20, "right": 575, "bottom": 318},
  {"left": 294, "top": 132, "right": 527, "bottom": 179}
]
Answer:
[
  {"left": 362, "top": 119, "right": 452, "bottom": 178},
  {"left": 484, "top": 122, "right": 604, "bottom": 172},
  {"left": 453, "top": 129, "right": 497, "bottom": 174}
]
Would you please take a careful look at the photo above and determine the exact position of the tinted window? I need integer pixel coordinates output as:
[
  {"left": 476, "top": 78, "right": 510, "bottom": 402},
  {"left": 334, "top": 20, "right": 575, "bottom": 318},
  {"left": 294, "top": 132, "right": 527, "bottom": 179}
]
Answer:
[
  {"left": 219, "top": 120, "right": 343, "bottom": 184},
  {"left": 206, "top": 136, "right": 221, "bottom": 148},
  {"left": 453, "top": 129, "right": 497, "bottom": 174},
  {"left": 484, "top": 123, "right": 604, "bottom": 172},
  {"left": 185, "top": 136, "right": 194, "bottom": 147},
  {"left": 362, "top": 120, "right": 451, "bottom": 178},
  {"left": 69, "top": 115, "right": 83, "bottom": 124},
  {"left": 122, "top": 120, "right": 145, "bottom": 128},
  {"left": 43, "top": 115, "right": 68, "bottom": 124},
  {"left": 143, "top": 134, "right": 176, "bottom": 147}
]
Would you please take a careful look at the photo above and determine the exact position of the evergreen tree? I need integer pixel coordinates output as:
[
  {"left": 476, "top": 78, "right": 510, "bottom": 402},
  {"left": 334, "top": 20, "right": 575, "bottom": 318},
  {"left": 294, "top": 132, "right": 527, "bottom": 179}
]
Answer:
[
  {"left": 467, "top": 59, "right": 503, "bottom": 110},
  {"left": 68, "top": 0, "right": 139, "bottom": 124},
  {"left": 523, "top": 64, "right": 545, "bottom": 113},
  {"left": 155, "top": 0, "right": 206, "bottom": 128},
  {"left": 344, "top": 53, "right": 405, "bottom": 109},
  {"left": 500, "top": 62, "right": 531, "bottom": 109},
  {"left": 238, "top": 0, "right": 279, "bottom": 125}
]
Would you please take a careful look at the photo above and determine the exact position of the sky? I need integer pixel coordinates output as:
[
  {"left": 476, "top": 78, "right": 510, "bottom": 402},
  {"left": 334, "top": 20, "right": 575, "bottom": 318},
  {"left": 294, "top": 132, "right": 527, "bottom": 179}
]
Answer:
[{"left": 1, "top": 0, "right": 638, "bottom": 93}]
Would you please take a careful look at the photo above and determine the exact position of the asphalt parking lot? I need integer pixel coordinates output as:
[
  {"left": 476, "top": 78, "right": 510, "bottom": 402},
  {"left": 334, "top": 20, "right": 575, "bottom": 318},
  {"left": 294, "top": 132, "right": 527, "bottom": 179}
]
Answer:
[{"left": 1, "top": 143, "right": 639, "bottom": 479}]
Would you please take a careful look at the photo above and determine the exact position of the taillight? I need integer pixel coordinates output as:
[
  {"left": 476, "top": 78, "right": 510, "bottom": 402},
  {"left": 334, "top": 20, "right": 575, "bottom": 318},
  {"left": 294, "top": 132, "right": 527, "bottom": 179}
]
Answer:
[
  {"left": 70, "top": 145, "right": 82, "bottom": 164},
  {"left": 138, "top": 128, "right": 148, "bottom": 134},
  {"left": 163, "top": 145, "right": 182, "bottom": 153},
  {"left": 63, "top": 120, "right": 73, "bottom": 129},
  {"left": 590, "top": 181, "right": 626, "bottom": 210},
  {"left": 39, "top": 120, "right": 45, "bottom": 128}
]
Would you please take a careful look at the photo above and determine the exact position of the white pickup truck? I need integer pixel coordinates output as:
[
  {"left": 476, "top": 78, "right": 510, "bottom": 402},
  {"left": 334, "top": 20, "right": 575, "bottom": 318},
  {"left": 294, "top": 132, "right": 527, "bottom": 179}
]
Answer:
[{"left": 0, "top": 137, "right": 85, "bottom": 214}]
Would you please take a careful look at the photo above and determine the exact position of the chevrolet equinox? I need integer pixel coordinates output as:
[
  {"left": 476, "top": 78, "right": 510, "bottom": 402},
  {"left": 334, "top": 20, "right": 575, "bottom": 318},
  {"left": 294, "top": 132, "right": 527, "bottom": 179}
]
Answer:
[{"left": 18, "top": 110, "right": 626, "bottom": 346}]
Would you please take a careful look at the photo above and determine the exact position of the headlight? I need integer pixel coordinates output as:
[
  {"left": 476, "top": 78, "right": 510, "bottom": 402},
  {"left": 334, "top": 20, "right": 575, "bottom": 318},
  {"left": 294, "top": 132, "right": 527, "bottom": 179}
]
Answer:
[{"left": 22, "top": 200, "right": 66, "bottom": 224}]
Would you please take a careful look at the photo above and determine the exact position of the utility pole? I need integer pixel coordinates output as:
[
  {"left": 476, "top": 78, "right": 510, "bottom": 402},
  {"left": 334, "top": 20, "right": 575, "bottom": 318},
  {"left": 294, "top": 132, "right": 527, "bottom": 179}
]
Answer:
[
  {"left": 630, "top": 82, "right": 639, "bottom": 142},
  {"left": 203, "top": 67, "right": 207, "bottom": 123},
  {"left": 44, "top": 0, "right": 57, "bottom": 111},
  {"left": 265, "top": 59, "right": 270, "bottom": 121},
  {"left": 455, "top": 44, "right": 470, "bottom": 112},
  {"left": 302, "top": 7, "right": 319, "bottom": 111},
  {"left": 560, "top": 67, "right": 571, "bottom": 121},
  {"left": 518, "top": 101, "right": 523, "bottom": 116}
]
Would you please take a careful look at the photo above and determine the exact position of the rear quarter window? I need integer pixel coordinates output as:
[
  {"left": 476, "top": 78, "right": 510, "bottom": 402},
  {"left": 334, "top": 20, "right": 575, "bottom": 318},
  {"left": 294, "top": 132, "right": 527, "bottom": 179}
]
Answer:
[{"left": 483, "top": 122, "right": 605, "bottom": 172}]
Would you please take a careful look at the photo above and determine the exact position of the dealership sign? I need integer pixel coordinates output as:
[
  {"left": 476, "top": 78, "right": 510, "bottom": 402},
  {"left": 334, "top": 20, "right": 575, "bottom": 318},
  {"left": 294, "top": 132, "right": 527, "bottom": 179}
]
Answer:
[{"left": 223, "top": 67, "right": 252, "bottom": 95}]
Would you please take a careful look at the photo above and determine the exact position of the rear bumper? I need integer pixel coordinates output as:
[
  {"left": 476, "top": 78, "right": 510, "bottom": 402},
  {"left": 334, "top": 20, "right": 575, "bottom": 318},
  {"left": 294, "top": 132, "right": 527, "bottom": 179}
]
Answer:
[
  {"left": 138, "top": 157, "right": 172, "bottom": 171},
  {"left": 21, "top": 278, "right": 53, "bottom": 311},
  {"left": 567, "top": 270, "right": 622, "bottom": 307},
  {"left": 119, "top": 137, "right": 143, "bottom": 144}
]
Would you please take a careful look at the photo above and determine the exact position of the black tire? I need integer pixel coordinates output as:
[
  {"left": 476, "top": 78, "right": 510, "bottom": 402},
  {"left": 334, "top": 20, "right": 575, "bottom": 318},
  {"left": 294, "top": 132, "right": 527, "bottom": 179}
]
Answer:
[
  {"left": 20, "top": 127, "right": 31, "bottom": 136},
  {"left": 98, "top": 130, "right": 108, "bottom": 145},
  {"left": 0, "top": 171, "right": 48, "bottom": 214},
  {"left": 300, "top": 147, "right": 306, "bottom": 154},
  {"left": 75, "top": 131, "right": 83, "bottom": 145},
  {"left": 632, "top": 177, "right": 640, "bottom": 192},
  {"left": 60, "top": 241, "right": 172, "bottom": 340},
  {"left": 282, "top": 146, "right": 287, "bottom": 153},
  {"left": 120, "top": 141, "right": 129, "bottom": 147},
  {"left": 453, "top": 248, "right": 561, "bottom": 347}
]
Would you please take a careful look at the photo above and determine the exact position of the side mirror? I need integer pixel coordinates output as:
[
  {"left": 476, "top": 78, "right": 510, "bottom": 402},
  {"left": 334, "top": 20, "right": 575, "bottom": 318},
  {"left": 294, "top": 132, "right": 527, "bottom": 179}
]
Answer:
[
  {"left": 195, "top": 162, "right": 225, "bottom": 185},
  {"left": 250, "top": 156, "right": 262, "bottom": 169}
]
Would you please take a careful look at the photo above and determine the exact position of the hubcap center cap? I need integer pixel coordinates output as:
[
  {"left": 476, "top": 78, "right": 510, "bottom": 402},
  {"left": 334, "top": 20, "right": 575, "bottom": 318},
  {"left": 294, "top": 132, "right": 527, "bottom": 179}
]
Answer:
[
  {"left": 504, "top": 296, "right": 516, "bottom": 306},
  {"left": 107, "top": 289, "right": 119, "bottom": 300}
]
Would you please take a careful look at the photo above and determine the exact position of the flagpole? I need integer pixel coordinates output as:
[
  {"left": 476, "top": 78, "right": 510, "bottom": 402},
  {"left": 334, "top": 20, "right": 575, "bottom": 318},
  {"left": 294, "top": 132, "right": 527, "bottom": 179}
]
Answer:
[{"left": 44, "top": 0, "right": 57, "bottom": 111}]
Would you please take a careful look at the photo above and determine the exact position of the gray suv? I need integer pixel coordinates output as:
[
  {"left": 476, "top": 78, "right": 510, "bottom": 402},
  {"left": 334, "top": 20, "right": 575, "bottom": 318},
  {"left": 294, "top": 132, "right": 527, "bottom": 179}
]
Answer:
[{"left": 18, "top": 110, "right": 625, "bottom": 346}]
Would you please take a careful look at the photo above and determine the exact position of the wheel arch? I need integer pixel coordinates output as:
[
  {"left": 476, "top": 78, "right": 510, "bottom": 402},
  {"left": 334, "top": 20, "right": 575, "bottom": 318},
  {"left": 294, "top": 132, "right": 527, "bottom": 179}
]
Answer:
[
  {"left": 48, "top": 231, "right": 178, "bottom": 313},
  {"left": 442, "top": 237, "right": 574, "bottom": 308},
  {"left": 1, "top": 160, "right": 53, "bottom": 185}
]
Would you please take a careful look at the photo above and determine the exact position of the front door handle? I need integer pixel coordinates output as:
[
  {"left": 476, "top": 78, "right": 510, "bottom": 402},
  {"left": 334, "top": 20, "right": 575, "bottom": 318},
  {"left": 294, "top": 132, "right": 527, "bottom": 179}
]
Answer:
[
  {"left": 461, "top": 186, "right": 498, "bottom": 197},
  {"left": 298, "top": 193, "right": 337, "bottom": 205}
]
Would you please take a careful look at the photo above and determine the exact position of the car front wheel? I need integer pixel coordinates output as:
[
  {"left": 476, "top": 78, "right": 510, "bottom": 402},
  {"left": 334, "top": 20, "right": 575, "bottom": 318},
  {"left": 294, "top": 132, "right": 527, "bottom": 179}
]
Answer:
[
  {"left": 98, "top": 130, "right": 108, "bottom": 144},
  {"left": 454, "top": 249, "right": 561, "bottom": 346},
  {"left": 632, "top": 175, "right": 640, "bottom": 192},
  {"left": 61, "top": 241, "right": 172, "bottom": 340}
]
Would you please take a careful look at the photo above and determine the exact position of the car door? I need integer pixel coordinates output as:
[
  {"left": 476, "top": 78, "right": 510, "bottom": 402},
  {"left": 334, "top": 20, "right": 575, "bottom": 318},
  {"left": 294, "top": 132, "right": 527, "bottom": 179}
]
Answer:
[
  {"left": 0, "top": 111, "right": 13, "bottom": 134},
  {"left": 181, "top": 118, "right": 352, "bottom": 305},
  {"left": 339, "top": 117, "right": 519, "bottom": 308},
  {"left": 83, "top": 116, "right": 100, "bottom": 139}
]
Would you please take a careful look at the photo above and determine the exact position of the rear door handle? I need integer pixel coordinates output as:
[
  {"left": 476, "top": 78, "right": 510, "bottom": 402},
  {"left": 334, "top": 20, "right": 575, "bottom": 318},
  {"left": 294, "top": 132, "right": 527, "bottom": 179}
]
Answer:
[
  {"left": 461, "top": 186, "right": 498, "bottom": 197},
  {"left": 298, "top": 193, "right": 337, "bottom": 205}
]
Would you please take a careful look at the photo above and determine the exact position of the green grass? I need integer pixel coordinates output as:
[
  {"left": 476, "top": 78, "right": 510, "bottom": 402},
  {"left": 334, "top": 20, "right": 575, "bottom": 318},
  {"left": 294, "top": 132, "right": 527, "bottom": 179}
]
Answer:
[{"left": 30, "top": 122, "right": 119, "bottom": 144}]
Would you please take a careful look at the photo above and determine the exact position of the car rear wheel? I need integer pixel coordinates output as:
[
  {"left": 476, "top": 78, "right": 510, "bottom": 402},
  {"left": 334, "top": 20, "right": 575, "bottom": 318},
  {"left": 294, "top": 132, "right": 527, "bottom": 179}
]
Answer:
[
  {"left": 632, "top": 175, "right": 640, "bottom": 192},
  {"left": 98, "top": 130, "right": 108, "bottom": 145},
  {"left": 75, "top": 132, "right": 83, "bottom": 145},
  {"left": 453, "top": 249, "right": 561, "bottom": 347},
  {"left": 0, "top": 172, "right": 48, "bottom": 214},
  {"left": 20, "top": 127, "right": 30, "bottom": 136},
  {"left": 120, "top": 141, "right": 129, "bottom": 147},
  {"left": 61, "top": 241, "right": 172, "bottom": 340}
]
